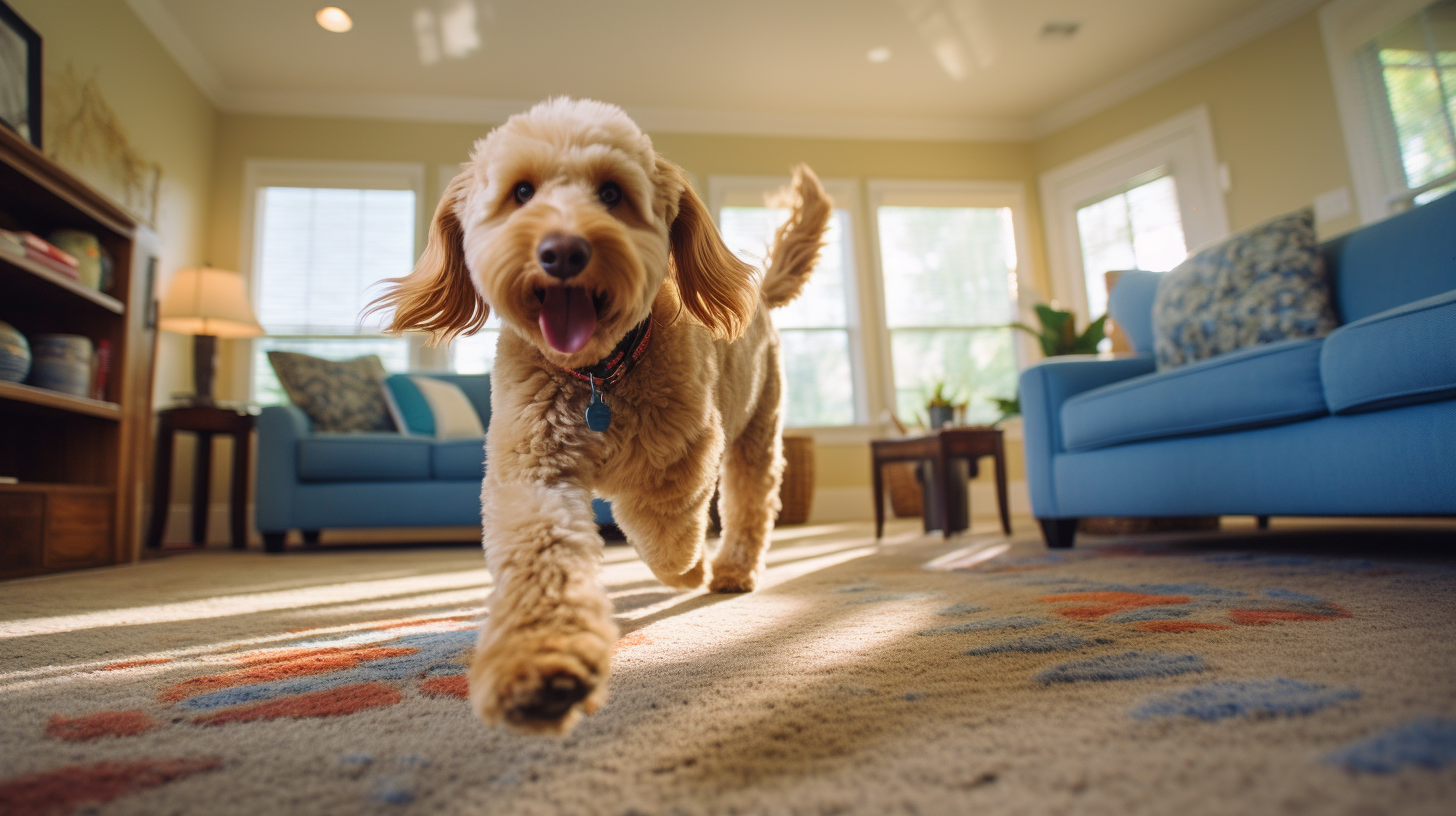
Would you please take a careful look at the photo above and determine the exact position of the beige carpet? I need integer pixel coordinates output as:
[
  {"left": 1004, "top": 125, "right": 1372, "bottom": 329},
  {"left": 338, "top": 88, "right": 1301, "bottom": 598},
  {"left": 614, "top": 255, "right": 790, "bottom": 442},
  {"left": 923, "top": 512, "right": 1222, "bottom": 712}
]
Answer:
[{"left": 2, "top": 520, "right": 1455, "bottom": 815}]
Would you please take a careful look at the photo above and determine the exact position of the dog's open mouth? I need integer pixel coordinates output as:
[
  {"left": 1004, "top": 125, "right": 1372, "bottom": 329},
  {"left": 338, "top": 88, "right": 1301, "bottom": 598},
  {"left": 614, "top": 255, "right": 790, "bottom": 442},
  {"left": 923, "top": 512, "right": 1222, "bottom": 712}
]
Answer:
[{"left": 536, "top": 286, "right": 607, "bottom": 355}]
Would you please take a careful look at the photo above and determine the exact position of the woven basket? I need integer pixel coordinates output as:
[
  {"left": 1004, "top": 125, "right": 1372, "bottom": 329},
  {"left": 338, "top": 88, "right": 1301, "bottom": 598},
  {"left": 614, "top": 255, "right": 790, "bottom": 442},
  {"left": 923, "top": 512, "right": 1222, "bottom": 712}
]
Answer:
[
  {"left": 777, "top": 435, "right": 815, "bottom": 525},
  {"left": 884, "top": 462, "right": 923, "bottom": 518}
]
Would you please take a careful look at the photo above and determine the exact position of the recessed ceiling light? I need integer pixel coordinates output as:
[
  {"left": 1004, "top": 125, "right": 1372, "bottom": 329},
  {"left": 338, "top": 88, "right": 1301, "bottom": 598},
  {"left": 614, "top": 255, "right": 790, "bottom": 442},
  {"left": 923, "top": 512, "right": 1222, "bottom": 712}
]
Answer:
[
  {"left": 1041, "top": 21, "right": 1080, "bottom": 39},
  {"left": 867, "top": 47, "right": 892, "bottom": 63},
  {"left": 316, "top": 7, "right": 353, "bottom": 33}
]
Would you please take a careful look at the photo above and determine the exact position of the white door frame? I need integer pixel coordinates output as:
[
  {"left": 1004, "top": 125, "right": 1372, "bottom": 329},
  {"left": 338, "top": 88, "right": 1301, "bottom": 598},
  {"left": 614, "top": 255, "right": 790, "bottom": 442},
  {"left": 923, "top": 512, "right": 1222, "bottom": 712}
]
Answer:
[{"left": 1039, "top": 106, "right": 1229, "bottom": 324}]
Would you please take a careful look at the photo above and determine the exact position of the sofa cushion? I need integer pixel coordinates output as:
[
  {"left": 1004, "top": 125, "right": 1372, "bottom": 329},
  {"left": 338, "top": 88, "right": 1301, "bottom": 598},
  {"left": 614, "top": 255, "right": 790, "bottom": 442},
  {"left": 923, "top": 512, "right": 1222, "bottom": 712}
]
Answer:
[
  {"left": 1061, "top": 338, "right": 1327, "bottom": 452},
  {"left": 1323, "top": 189, "right": 1456, "bottom": 323},
  {"left": 1322, "top": 289, "right": 1456, "bottom": 415},
  {"left": 383, "top": 375, "right": 435, "bottom": 436},
  {"left": 1152, "top": 208, "right": 1338, "bottom": 370},
  {"left": 1107, "top": 270, "right": 1160, "bottom": 354},
  {"left": 268, "top": 351, "right": 397, "bottom": 433},
  {"left": 431, "top": 437, "right": 486, "bottom": 480},
  {"left": 297, "top": 434, "right": 432, "bottom": 482}
]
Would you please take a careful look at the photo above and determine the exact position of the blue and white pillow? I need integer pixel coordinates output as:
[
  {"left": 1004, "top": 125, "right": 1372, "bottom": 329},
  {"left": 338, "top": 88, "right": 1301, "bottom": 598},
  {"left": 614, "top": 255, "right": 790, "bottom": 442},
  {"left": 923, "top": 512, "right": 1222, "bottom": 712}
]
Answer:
[
  {"left": 384, "top": 375, "right": 485, "bottom": 439},
  {"left": 1152, "top": 208, "right": 1338, "bottom": 369}
]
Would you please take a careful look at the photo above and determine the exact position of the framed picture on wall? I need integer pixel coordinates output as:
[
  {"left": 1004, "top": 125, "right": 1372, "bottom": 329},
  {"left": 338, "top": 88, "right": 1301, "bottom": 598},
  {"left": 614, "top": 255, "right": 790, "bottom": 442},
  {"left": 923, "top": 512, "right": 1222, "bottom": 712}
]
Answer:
[{"left": 0, "top": 1, "right": 41, "bottom": 149}]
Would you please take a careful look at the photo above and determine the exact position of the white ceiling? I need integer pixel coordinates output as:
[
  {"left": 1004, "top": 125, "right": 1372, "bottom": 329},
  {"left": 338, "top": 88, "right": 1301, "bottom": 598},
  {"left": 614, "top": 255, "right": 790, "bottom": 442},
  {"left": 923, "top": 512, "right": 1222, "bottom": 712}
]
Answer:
[{"left": 130, "top": 0, "right": 1323, "bottom": 140}]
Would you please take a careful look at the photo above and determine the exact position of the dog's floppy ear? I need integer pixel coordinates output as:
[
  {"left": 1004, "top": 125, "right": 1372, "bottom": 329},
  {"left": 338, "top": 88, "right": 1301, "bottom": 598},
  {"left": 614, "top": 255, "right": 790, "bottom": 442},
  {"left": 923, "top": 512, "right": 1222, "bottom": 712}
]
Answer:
[
  {"left": 656, "top": 156, "right": 758, "bottom": 342},
  {"left": 368, "top": 168, "right": 487, "bottom": 346}
]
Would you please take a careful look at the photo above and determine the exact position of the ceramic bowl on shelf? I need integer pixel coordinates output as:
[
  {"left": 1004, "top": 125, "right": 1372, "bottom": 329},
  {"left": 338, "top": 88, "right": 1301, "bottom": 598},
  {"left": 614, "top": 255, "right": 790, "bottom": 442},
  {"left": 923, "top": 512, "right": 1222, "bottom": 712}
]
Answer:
[
  {"left": 0, "top": 321, "right": 30, "bottom": 383},
  {"left": 30, "top": 334, "right": 93, "bottom": 397}
]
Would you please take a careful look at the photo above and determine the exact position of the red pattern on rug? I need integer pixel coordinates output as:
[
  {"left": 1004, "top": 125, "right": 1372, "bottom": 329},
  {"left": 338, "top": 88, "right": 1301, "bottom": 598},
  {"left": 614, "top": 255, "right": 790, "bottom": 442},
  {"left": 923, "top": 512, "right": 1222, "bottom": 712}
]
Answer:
[
  {"left": 192, "top": 682, "right": 403, "bottom": 726},
  {"left": 159, "top": 647, "right": 416, "bottom": 703},
  {"left": 1039, "top": 591, "right": 1192, "bottom": 620},
  {"left": 46, "top": 711, "right": 157, "bottom": 742},
  {"left": 0, "top": 758, "right": 221, "bottom": 816},
  {"left": 1229, "top": 606, "right": 1352, "bottom": 626},
  {"left": 418, "top": 676, "right": 469, "bottom": 699}
]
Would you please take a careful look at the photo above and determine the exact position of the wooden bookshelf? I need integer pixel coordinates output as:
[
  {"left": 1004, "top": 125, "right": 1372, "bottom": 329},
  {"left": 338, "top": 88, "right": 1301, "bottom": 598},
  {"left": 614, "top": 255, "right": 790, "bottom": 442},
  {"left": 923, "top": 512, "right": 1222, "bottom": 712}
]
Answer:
[{"left": 0, "top": 124, "right": 158, "bottom": 578}]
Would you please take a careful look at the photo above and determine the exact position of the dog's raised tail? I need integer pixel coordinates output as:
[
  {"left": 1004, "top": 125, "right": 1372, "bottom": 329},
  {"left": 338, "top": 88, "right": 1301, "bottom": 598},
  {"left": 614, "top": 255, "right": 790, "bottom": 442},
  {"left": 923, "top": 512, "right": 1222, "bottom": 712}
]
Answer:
[{"left": 760, "top": 165, "right": 833, "bottom": 310}]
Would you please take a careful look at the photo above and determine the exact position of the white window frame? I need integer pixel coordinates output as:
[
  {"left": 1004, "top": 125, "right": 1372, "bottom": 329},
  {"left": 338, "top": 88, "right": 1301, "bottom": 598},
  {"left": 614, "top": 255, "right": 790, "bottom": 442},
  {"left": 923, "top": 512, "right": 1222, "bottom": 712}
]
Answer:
[
  {"left": 708, "top": 176, "right": 873, "bottom": 439},
  {"left": 237, "top": 159, "right": 428, "bottom": 400},
  {"left": 1321, "top": 0, "right": 1450, "bottom": 223},
  {"left": 1039, "top": 107, "right": 1229, "bottom": 326},
  {"left": 865, "top": 179, "right": 1037, "bottom": 426}
]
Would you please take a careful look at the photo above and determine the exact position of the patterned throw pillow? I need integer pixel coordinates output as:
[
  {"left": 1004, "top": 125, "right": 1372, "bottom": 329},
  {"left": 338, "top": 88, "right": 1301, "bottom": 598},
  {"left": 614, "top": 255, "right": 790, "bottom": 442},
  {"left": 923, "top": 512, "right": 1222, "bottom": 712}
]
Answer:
[
  {"left": 1152, "top": 208, "right": 1338, "bottom": 369},
  {"left": 267, "top": 352, "right": 397, "bottom": 433}
]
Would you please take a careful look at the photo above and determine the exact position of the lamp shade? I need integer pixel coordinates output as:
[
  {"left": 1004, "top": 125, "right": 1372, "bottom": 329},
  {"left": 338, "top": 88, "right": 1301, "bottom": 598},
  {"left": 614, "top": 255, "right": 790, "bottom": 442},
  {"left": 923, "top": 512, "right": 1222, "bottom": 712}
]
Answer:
[{"left": 158, "top": 267, "right": 265, "bottom": 338}]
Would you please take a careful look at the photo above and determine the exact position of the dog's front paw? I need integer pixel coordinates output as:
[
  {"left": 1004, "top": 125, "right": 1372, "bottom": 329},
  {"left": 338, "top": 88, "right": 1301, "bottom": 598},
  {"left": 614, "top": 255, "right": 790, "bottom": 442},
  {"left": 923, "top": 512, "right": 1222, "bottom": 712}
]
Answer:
[
  {"left": 652, "top": 554, "right": 706, "bottom": 590},
  {"left": 469, "top": 629, "right": 611, "bottom": 734},
  {"left": 708, "top": 563, "right": 759, "bottom": 593}
]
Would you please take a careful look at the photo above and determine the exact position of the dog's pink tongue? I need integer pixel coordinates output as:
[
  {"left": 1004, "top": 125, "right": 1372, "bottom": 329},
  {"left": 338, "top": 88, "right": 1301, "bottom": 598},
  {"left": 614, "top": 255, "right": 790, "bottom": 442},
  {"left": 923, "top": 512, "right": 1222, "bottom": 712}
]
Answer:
[{"left": 538, "top": 287, "right": 597, "bottom": 354}]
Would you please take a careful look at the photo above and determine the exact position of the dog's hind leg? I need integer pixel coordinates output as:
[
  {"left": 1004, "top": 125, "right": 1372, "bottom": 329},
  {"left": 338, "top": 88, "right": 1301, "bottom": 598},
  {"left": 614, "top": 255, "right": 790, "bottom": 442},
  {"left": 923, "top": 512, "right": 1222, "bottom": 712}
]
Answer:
[
  {"left": 470, "top": 479, "right": 617, "bottom": 734},
  {"left": 609, "top": 432, "right": 721, "bottom": 590},
  {"left": 709, "top": 368, "right": 785, "bottom": 593}
]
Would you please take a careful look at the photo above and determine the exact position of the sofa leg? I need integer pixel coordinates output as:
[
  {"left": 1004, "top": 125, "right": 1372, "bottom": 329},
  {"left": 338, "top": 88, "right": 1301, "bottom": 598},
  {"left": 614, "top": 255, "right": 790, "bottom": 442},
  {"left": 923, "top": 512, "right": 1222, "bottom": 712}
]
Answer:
[
  {"left": 262, "top": 532, "right": 287, "bottom": 554},
  {"left": 302, "top": 530, "right": 322, "bottom": 546},
  {"left": 1256, "top": 516, "right": 1270, "bottom": 530},
  {"left": 1039, "top": 518, "right": 1079, "bottom": 549}
]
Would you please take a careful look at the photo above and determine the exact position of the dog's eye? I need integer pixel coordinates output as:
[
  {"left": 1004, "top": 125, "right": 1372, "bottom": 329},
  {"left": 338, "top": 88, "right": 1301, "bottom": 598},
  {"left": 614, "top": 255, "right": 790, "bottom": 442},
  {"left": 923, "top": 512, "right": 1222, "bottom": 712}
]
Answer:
[
  {"left": 598, "top": 181, "right": 621, "bottom": 208},
  {"left": 512, "top": 182, "right": 535, "bottom": 204}
]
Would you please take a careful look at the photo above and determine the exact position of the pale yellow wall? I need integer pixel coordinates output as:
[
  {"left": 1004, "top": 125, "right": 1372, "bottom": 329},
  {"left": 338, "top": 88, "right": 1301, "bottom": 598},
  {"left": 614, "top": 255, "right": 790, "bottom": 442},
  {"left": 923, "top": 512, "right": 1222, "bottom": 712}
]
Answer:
[
  {"left": 1036, "top": 10, "right": 1361, "bottom": 239},
  {"left": 9, "top": 0, "right": 218, "bottom": 510},
  {"left": 16, "top": 1, "right": 1365, "bottom": 528}
]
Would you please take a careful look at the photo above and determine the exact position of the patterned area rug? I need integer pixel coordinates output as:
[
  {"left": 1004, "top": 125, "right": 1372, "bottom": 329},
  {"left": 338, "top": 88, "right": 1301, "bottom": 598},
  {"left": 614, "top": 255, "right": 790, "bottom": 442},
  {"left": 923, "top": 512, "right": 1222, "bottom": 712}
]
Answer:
[{"left": 2, "top": 522, "right": 1455, "bottom": 815}]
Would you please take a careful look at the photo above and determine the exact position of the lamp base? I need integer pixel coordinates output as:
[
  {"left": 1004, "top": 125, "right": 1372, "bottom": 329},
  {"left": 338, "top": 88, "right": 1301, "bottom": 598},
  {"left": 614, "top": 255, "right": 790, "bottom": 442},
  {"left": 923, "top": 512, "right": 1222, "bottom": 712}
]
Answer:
[{"left": 190, "top": 334, "right": 218, "bottom": 406}]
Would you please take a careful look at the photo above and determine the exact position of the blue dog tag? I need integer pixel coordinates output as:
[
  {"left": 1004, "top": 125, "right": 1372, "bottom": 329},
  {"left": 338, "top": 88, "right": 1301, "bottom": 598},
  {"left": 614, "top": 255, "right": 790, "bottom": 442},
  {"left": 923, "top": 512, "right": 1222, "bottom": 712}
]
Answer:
[{"left": 585, "top": 382, "right": 611, "bottom": 432}]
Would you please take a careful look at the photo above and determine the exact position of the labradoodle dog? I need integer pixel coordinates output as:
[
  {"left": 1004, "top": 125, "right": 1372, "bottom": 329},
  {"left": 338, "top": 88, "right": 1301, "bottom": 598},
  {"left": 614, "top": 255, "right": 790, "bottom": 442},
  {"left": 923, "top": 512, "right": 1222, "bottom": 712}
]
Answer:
[{"left": 374, "top": 97, "right": 831, "bottom": 734}]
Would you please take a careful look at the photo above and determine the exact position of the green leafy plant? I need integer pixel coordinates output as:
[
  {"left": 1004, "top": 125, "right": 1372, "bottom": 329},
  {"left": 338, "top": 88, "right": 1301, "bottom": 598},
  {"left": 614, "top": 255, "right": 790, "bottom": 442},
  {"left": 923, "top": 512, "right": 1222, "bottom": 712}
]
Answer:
[
  {"left": 924, "top": 381, "right": 966, "bottom": 410},
  {"left": 1011, "top": 304, "right": 1108, "bottom": 357},
  {"left": 991, "top": 305, "right": 1108, "bottom": 424}
]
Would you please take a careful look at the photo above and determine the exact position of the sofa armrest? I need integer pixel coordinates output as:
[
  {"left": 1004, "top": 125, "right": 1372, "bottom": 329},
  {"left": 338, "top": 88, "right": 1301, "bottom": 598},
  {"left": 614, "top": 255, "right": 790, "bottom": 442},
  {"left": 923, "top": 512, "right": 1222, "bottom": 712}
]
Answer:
[
  {"left": 254, "top": 405, "right": 311, "bottom": 532},
  {"left": 1018, "top": 354, "right": 1157, "bottom": 518}
]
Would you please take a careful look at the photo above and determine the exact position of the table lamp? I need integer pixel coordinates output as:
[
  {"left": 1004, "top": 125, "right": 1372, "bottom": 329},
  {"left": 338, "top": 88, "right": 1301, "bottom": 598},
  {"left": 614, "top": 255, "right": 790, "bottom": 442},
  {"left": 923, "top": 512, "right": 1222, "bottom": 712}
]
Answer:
[{"left": 158, "top": 266, "right": 264, "bottom": 406}]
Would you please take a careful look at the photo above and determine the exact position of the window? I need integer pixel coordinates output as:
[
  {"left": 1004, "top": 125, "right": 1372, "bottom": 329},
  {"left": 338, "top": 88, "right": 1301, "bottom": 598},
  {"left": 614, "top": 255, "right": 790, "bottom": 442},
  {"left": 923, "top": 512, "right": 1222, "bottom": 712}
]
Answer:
[
  {"left": 1074, "top": 172, "right": 1188, "bottom": 318},
  {"left": 1362, "top": 0, "right": 1456, "bottom": 206},
  {"left": 243, "top": 162, "right": 424, "bottom": 403},
  {"left": 449, "top": 328, "right": 499, "bottom": 374},
  {"left": 1322, "top": 0, "right": 1456, "bottom": 221},
  {"left": 711, "top": 177, "right": 863, "bottom": 428},
  {"left": 1040, "top": 107, "right": 1228, "bottom": 324},
  {"left": 869, "top": 185, "right": 1025, "bottom": 426}
]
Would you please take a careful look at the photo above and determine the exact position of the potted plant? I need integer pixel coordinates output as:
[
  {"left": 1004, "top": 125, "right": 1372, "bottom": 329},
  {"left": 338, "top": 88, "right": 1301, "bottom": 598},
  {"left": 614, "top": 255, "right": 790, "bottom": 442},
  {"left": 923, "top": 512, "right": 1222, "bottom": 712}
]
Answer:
[
  {"left": 925, "top": 382, "right": 967, "bottom": 429},
  {"left": 989, "top": 304, "right": 1108, "bottom": 423}
]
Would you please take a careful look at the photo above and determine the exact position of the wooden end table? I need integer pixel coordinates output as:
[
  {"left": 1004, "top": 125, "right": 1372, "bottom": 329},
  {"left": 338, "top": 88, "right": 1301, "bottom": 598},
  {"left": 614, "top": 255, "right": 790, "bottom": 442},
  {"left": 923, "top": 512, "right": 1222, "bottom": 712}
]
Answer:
[
  {"left": 146, "top": 404, "right": 259, "bottom": 550},
  {"left": 871, "top": 426, "right": 1010, "bottom": 539}
]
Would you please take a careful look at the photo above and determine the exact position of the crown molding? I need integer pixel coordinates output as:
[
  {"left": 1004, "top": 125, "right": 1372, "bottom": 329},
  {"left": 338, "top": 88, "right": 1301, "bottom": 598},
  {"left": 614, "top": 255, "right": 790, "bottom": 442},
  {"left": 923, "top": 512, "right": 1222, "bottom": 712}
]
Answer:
[
  {"left": 126, "top": 0, "right": 228, "bottom": 103},
  {"left": 223, "top": 90, "right": 1032, "bottom": 142},
  {"left": 1032, "top": 0, "right": 1327, "bottom": 139}
]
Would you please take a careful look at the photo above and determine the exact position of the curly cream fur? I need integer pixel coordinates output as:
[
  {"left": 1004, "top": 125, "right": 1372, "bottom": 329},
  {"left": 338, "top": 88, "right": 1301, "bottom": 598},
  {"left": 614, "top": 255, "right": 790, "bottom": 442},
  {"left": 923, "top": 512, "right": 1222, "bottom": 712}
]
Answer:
[{"left": 373, "top": 97, "right": 831, "bottom": 734}]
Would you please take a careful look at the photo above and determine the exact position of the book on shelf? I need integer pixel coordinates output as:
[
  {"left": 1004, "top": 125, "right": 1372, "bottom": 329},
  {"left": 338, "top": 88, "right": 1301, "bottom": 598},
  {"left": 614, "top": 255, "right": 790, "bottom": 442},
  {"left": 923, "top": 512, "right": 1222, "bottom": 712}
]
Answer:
[
  {"left": 0, "top": 229, "right": 81, "bottom": 278},
  {"left": 17, "top": 232, "right": 79, "bottom": 267},
  {"left": 91, "top": 340, "right": 111, "bottom": 401}
]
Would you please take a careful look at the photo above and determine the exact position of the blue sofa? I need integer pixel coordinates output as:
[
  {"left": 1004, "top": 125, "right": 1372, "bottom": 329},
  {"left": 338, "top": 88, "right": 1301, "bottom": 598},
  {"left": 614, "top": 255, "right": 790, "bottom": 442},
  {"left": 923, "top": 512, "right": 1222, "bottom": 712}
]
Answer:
[
  {"left": 1020, "top": 192, "right": 1456, "bottom": 548},
  {"left": 255, "top": 372, "right": 619, "bottom": 552}
]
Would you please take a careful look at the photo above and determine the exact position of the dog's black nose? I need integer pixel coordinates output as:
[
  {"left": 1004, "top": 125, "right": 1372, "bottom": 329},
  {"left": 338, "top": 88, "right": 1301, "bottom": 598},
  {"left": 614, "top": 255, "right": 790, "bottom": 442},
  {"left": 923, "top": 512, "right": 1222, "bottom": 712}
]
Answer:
[{"left": 537, "top": 233, "right": 592, "bottom": 279}]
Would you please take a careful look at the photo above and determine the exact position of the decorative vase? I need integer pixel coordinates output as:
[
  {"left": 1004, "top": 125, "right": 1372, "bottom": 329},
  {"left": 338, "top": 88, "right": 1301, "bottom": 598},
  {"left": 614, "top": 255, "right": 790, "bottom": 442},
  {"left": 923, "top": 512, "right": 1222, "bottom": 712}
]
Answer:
[
  {"left": 928, "top": 405, "right": 955, "bottom": 429},
  {"left": 48, "top": 230, "right": 104, "bottom": 290},
  {"left": 30, "top": 334, "right": 93, "bottom": 397},
  {"left": 0, "top": 321, "right": 30, "bottom": 383}
]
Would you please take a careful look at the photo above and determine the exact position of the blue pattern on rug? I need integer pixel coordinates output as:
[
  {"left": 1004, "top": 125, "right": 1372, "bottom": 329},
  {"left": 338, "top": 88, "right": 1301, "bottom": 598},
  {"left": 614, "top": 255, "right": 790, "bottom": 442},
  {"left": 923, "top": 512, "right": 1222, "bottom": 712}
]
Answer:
[
  {"left": 1262, "top": 588, "right": 1324, "bottom": 604},
  {"left": 1109, "top": 606, "right": 1196, "bottom": 622},
  {"left": 936, "top": 604, "right": 985, "bottom": 616},
  {"left": 965, "top": 632, "right": 1093, "bottom": 655},
  {"left": 1131, "top": 678, "right": 1360, "bottom": 721},
  {"left": 1035, "top": 652, "right": 1207, "bottom": 684},
  {"left": 177, "top": 630, "right": 474, "bottom": 711},
  {"left": 918, "top": 616, "right": 1045, "bottom": 636},
  {"left": 1325, "top": 718, "right": 1456, "bottom": 773}
]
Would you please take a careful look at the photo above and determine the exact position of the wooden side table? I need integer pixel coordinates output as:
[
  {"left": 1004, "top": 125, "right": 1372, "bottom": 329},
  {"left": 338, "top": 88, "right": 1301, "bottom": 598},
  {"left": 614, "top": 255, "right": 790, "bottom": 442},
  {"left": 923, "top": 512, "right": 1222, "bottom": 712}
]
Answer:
[
  {"left": 871, "top": 426, "right": 1010, "bottom": 539},
  {"left": 146, "top": 404, "right": 259, "bottom": 550}
]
